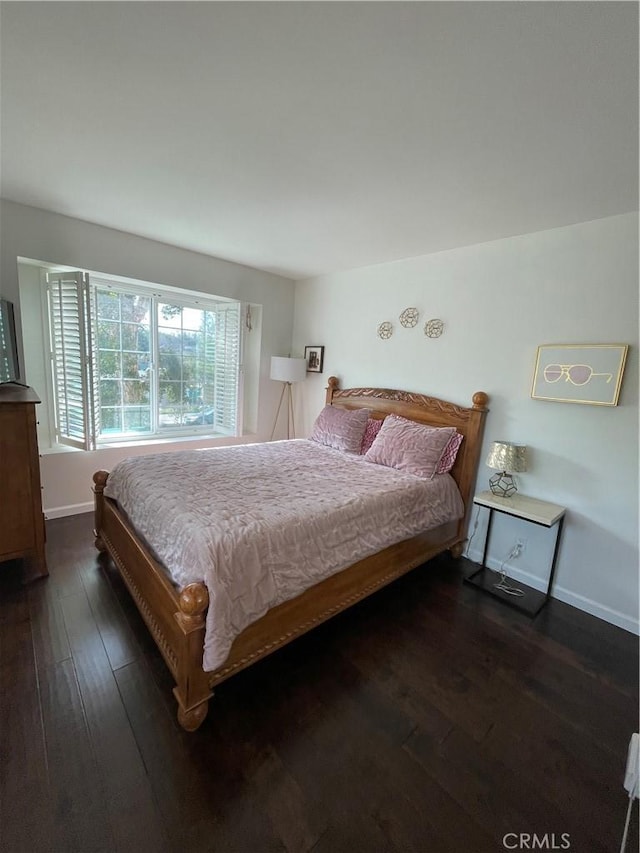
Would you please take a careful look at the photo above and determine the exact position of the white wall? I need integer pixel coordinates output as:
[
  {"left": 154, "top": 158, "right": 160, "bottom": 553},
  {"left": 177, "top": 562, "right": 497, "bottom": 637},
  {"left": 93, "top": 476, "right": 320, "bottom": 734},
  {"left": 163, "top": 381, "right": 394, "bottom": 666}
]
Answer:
[
  {"left": 292, "top": 213, "right": 639, "bottom": 633},
  {"left": 1, "top": 200, "right": 296, "bottom": 514}
]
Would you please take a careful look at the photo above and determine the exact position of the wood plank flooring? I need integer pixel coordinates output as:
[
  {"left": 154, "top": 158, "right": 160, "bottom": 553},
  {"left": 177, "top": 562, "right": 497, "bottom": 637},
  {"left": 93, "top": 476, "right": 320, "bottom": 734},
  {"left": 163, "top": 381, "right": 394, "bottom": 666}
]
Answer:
[{"left": 1, "top": 512, "right": 638, "bottom": 852}]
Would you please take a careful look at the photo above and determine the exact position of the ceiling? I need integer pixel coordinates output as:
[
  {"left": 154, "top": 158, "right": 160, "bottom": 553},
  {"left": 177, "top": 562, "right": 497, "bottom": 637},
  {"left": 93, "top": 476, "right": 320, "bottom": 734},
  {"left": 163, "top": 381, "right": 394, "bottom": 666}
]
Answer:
[{"left": 1, "top": 2, "right": 637, "bottom": 280}]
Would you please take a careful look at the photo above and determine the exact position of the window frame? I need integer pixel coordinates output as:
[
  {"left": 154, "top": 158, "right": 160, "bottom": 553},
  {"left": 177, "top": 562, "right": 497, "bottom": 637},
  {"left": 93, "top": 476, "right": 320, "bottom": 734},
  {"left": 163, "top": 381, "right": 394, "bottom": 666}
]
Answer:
[{"left": 46, "top": 271, "right": 244, "bottom": 449}]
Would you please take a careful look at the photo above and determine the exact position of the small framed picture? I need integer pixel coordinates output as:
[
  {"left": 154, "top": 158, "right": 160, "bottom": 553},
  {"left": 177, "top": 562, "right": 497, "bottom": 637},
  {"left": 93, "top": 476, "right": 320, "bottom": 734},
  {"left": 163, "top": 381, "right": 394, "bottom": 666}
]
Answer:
[
  {"left": 304, "top": 345, "right": 324, "bottom": 374},
  {"left": 531, "top": 344, "right": 628, "bottom": 406}
]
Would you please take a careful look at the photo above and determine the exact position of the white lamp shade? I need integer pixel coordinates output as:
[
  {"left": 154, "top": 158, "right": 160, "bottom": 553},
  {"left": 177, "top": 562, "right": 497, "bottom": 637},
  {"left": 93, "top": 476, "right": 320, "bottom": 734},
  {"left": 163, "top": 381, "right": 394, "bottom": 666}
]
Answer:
[
  {"left": 270, "top": 356, "right": 307, "bottom": 383},
  {"left": 485, "top": 441, "right": 528, "bottom": 473}
]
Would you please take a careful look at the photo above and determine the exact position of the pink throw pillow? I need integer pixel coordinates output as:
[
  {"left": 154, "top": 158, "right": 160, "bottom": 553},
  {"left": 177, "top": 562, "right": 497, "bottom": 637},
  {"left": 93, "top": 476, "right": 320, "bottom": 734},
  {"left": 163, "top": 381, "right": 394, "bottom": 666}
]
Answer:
[
  {"left": 360, "top": 417, "right": 383, "bottom": 454},
  {"left": 364, "top": 414, "right": 456, "bottom": 479},
  {"left": 310, "top": 405, "right": 371, "bottom": 454},
  {"left": 436, "top": 432, "right": 463, "bottom": 474}
]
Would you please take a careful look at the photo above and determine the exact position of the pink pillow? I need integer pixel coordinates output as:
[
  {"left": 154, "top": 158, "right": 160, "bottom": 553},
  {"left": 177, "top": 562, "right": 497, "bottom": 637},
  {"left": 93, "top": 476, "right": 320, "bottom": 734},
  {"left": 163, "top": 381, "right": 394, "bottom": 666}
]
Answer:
[
  {"left": 360, "top": 417, "right": 383, "bottom": 454},
  {"left": 364, "top": 414, "right": 456, "bottom": 479},
  {"left": 436, "top": 432, "right": 463, "bottom": 474},
  {"left": 310, "top": 405, "right": 371, "bottom": 454}
]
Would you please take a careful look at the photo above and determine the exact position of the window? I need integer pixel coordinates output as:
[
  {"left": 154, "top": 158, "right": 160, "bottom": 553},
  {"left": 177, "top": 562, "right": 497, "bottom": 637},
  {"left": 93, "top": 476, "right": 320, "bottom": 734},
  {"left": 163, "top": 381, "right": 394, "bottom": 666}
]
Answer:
[{"left": 47, "top": 271, "right": 242, "bottom": 449}]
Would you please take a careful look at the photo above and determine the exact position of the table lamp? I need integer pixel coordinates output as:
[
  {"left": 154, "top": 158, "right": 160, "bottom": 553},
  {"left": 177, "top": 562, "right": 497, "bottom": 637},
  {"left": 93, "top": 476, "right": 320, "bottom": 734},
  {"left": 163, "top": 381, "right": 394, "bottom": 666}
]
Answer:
[
  {"left": 485, "top": 441, "right": 527, "bottom": 498},
  {"left": 269, "top": 356, "right": 307, "bottom": 440}
]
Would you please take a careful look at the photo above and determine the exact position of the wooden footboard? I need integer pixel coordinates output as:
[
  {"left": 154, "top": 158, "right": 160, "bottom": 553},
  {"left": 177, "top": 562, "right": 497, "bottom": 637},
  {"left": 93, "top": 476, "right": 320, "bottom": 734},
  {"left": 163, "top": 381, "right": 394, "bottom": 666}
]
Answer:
[
  {"left": 93, "top": 381, "right": 488, "bottom": 731},
  {"left": 208, "top": 520, "right": 459, "bottom": 688},
  {"left": 94, "top": 471, "right": 212, "bottom": 730}
]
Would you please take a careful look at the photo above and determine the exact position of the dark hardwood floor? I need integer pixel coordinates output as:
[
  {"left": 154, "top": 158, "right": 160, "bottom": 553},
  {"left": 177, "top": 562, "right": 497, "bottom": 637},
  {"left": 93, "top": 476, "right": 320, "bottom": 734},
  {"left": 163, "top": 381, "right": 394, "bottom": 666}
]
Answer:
[{"left": 1, "top": 513, "right": 638, "bottom": 853}]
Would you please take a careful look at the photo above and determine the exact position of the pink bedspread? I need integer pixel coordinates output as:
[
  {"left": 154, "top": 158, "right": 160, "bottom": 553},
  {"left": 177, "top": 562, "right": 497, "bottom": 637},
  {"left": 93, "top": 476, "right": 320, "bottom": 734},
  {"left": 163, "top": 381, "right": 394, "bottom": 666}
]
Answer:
[{"left": 104, "top": 439, "right": 463, "bottom": 671}]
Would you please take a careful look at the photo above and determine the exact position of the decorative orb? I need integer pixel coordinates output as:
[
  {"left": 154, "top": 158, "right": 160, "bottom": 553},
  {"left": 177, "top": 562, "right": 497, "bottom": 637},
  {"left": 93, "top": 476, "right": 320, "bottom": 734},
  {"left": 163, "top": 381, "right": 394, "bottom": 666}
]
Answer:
[
  {"left": 399, "top": 307, "right": 419, "bottom": 328},
  {"left": 377, "top": 321, "right": 393, "bottom": 340},
  {"left": 424, "top": 318, "right": 444, "bottom": 338}
]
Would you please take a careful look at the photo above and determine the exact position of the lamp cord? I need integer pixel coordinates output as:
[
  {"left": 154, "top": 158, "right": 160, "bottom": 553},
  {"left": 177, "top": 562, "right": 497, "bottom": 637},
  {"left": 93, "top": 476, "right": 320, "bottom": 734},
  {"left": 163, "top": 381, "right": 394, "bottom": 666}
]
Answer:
[
  {"left": 464, "top": 506, "right": 480, "bottom": 558},
  {"left": 465, "top": 506, "right": 524, "bottom": 597},
  {"left": 494, "top": 546, "right": 525, "bottom": 597}
]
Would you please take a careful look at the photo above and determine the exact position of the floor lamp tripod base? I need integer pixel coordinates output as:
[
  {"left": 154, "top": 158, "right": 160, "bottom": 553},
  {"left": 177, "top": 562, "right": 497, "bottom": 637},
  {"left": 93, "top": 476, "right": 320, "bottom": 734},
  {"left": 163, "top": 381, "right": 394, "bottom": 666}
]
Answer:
[{"left": 270, "top": 382, "right": 296, "bottom": 440}]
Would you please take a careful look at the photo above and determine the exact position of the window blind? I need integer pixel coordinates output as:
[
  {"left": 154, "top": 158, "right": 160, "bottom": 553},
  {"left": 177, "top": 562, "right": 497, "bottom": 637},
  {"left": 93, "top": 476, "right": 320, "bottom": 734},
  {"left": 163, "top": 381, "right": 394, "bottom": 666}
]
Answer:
[
  {"left": 47, "top": 271, "right": 98, "bottom": 450},
  {"left": 46, "top": 270, "right": 243, "bottom": 447},
  {"left": 213, "top": 302, "right": 242, "bottom": 435}
]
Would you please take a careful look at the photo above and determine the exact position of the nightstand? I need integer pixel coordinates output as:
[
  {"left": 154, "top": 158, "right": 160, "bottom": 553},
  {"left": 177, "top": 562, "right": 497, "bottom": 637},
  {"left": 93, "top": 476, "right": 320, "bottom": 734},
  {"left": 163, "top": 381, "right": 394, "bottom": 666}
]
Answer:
[{"left": 464, "top": 490, "right": 566, "bottom": 616}]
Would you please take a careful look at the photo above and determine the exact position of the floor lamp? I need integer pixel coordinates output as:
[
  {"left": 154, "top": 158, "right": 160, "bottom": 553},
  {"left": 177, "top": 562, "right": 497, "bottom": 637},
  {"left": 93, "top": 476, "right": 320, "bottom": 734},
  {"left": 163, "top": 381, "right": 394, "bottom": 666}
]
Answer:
[{"left": 269, "top": 356, "right": 307, "bottom": 440}]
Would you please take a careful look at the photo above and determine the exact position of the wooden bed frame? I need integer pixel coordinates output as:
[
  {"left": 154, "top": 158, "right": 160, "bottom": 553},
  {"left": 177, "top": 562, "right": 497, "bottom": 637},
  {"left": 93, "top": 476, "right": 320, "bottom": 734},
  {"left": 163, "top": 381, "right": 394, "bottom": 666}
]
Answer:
[{"left": 93, "top": 378, "right": 488, "bottom": 731}]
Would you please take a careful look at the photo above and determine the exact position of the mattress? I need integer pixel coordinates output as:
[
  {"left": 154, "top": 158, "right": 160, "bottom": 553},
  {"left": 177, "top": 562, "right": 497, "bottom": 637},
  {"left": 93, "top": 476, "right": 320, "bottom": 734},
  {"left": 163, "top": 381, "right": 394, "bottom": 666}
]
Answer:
[{"left": 104, "top": 439, "right": 463, "bottom": 670}]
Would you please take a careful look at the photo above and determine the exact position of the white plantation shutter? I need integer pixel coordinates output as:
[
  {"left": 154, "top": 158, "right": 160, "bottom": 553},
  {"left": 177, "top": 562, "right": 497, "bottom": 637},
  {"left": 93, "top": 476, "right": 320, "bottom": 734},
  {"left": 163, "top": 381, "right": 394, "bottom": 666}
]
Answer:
[
  {"left": 85, "top": 284, "right": 101, "bottom": 443},
  {"left": 46, "top": 270, "right": 242, "bottom": 446},
  {"left": 0, "top": 306, "right": 10, "bottom": 382},
  {"left": 213, "top": 302, "right": 242, "bottom": 435},
  {"left": 47, "top": 271, "right": 98, "bottom": 450}
]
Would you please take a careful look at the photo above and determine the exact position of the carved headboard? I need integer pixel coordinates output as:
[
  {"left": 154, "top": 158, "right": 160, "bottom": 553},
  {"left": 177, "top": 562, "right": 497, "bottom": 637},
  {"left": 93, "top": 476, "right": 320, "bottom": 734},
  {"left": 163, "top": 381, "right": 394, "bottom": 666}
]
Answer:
[{"left": 325, "top": 376, "right": 489, "bottom": 541}]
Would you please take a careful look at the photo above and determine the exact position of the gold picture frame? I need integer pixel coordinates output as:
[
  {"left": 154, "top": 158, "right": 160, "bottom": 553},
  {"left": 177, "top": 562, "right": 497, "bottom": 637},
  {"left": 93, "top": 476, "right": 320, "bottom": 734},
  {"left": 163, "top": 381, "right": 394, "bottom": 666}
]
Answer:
[{"left": 531, "top": 344, "right": 629, "bottom": 406}]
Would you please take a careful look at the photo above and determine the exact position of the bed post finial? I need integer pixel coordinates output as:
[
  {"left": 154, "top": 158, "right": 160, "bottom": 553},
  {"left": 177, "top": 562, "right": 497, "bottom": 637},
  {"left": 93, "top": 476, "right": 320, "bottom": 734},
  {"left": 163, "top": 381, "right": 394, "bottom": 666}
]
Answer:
[
  {"left": 93, "top": 470, "right": 109, "bottom": 491},
  {"left": 326, "top": 376, "right": 339, "bottom": 405},
  {"left": 175, "top": 582, "right": 212, "bottom": 731},
  {"left": 472, "top": 391, "right": 489, "bottom": 411},
  {"left": 177, "top": 583, "right": 209, "bottom": 630}
]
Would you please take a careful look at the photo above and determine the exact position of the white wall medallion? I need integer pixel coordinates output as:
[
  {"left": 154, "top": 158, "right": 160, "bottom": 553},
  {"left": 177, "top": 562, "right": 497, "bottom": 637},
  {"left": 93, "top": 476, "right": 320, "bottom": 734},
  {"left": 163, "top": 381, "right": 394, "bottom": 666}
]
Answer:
[
  {"left": 424, "top": 318, "right": 444, "bottom": 338},
  {"left": 377, "top": 321, "right": 393, "bottom": 340},
  {"left": 399, "top": 307, "right": 419, "bottom": 328}
]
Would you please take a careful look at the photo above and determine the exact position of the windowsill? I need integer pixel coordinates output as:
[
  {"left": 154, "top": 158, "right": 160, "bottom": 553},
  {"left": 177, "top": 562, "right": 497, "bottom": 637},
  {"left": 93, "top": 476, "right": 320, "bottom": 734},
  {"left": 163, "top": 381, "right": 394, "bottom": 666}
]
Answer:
[
  {"left": 99, "top": 431, "right": 230, "bottom": 450},
  {"left": 40, "top": 443, "right": 80, "bottom": 455},
  {"left": 39, "top": 431, "right": 258, "bottom": 455}
]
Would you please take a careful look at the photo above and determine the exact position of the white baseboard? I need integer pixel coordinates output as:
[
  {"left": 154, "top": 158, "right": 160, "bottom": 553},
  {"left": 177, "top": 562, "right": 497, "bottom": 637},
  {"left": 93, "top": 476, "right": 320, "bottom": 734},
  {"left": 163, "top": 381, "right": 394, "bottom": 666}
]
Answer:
[
  {"left": 44, "top": 501, "right": 93, "bottom": 520},
  {"left": 466, "top": 547, "right": 640, "bottom": 636}
]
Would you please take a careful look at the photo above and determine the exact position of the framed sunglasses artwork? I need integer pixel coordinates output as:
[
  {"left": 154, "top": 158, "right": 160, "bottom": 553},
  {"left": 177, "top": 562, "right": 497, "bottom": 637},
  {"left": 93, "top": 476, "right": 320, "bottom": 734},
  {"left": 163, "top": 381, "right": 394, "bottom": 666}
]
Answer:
[{"left": 531, "top": 344, "right": 629, "bottom": 406}]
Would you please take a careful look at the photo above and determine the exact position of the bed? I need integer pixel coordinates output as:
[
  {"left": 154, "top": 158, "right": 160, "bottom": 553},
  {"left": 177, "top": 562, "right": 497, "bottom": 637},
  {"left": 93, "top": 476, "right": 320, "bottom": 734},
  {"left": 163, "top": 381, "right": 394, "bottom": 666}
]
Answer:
[{"left": 93, "top": 377, "right": 488, "bottom": 731}]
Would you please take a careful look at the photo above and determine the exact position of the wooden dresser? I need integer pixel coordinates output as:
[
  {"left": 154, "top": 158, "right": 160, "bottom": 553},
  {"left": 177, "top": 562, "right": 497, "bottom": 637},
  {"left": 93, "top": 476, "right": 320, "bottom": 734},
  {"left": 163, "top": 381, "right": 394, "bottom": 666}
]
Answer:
[{"left": 0, "top": 384, "right": 47, "bottom": 579}]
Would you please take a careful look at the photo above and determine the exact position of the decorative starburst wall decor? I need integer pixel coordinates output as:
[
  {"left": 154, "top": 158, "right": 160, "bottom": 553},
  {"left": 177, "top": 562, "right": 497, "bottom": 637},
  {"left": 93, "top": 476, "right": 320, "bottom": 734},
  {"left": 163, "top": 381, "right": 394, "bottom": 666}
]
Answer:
[
  {"left": 424, "top": 318, "right": 444, "bottom": 338},
  {"left": 377, "top": 321, "right": 393, "bottom": 340},
  {"left": 399, "top": 307, "right": 419, "bottom": 328},
  {"left": 376, "top": 311, "right": 445, "bottom": 340}
]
